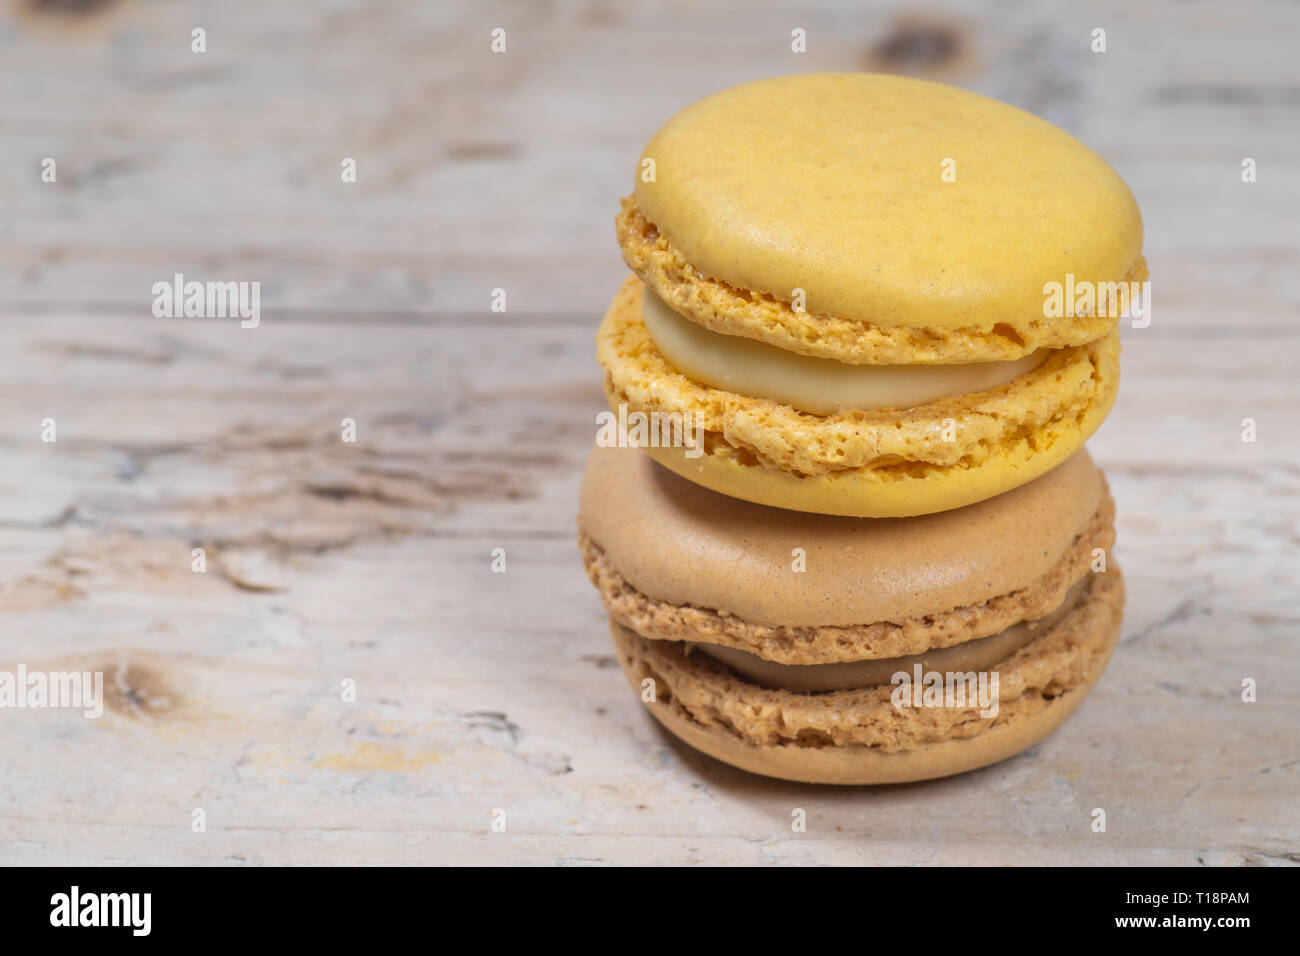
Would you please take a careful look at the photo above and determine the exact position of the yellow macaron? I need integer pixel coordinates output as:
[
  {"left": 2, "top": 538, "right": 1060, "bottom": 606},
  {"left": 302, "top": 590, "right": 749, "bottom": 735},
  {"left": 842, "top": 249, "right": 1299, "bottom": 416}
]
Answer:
[{"left": 601, "top": 73, "right": 1146, "bottom": 517}]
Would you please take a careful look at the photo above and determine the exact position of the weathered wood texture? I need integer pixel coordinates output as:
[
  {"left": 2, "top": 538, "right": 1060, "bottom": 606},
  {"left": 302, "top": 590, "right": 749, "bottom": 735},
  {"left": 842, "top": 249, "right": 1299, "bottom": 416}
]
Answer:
[{"left": 1, "top": 0, "right": 1297, "bottom": 865}]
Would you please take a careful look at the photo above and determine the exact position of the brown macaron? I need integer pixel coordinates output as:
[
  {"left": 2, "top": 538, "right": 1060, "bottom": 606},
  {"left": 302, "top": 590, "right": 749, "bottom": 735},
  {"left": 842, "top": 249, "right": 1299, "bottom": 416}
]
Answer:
[{"left": 577, "top": 444, "right": 1124, "bottom": 785}]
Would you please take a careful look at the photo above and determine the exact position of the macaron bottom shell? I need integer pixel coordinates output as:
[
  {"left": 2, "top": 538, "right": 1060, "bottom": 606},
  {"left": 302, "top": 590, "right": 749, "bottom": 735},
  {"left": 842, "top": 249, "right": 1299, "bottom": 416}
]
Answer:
[
  {"left": 637, "top": 409, "right": 1109, "bottom": 519},
  {"left": 609, "top": 566, "right": 1124, "bottom": 786},
  {"left": 597, "top": 276, "right": 1121, "bottom": 518}
]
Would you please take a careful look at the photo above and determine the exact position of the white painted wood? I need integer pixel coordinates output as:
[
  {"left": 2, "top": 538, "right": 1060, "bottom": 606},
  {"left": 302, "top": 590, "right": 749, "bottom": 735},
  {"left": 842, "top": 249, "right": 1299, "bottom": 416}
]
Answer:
[{"left": 0, "top": 0, "right": 1296, "bottom": 865}]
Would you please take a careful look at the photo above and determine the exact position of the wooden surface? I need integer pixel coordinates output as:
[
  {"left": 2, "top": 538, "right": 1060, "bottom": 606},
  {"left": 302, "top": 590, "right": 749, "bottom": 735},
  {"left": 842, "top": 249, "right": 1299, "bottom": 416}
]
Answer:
[{"left": 1, "top": 0, "right": 1298, "bottom": 866}]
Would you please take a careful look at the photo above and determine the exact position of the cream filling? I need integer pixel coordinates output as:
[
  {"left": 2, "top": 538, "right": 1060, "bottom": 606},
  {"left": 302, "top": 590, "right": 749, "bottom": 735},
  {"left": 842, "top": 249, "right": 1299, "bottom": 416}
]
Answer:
[
  {"left": 642, "top": 288, "right": 1044, "bottom": 415},
  {"left": 696, "top": 577, "right": 1089, "bottom": 693}
]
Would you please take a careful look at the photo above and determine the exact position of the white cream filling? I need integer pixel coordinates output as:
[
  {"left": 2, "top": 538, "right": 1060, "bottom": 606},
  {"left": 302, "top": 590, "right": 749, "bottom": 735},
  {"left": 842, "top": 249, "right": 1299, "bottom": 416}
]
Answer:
[{"left": 642, "top": 288, "right": 1044, "bottom": 415}]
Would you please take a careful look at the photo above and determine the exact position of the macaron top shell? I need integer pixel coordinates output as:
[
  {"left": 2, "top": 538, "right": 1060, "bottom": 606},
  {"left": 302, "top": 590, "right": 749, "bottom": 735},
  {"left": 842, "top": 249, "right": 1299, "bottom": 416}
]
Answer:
[
  {"left": 578, "top": 444, "right": 1102, "bottom": 629},
  {"left": 634, "top": 72, "right": 1144, "bottom": 335}
]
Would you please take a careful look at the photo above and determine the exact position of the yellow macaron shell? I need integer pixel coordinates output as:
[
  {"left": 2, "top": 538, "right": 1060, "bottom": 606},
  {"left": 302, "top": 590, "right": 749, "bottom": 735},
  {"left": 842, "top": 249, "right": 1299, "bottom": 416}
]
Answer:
[{"left": 634, "top": 72, "right": 1144, "bottom": 335}]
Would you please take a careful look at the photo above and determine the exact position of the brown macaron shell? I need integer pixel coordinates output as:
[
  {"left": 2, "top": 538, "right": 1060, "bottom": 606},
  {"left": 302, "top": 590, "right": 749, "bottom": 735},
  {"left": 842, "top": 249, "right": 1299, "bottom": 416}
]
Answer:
[
  {"left": 579, "top": 442, "right": 1104, "bottom": 632},
  {"left": 608, "top": 566, "right": 1122, "bottom": 785}
]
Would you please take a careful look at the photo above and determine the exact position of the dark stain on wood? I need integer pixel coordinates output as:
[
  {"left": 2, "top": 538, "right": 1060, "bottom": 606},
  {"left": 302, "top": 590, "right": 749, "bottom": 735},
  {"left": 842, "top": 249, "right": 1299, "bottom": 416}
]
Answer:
[
  {"left": 582, "top": 0, "right": 621, "bottom": 28},
  {"left": 446, "top": 141, "right": 523, "bottom": 163},
  {"left": 16, "top": 0, "right": 128, "bottom": 34},
  {"left": 460, "top": 710, "right": 521, "bottom": 744},
  {"left": 99, "top": 655, "right": 182, "bottom": 720},
  {"left": 24, "top": 0, "right": 121, "bottom": 14},
  {"left": 1152, "top": 85, "right": 1300, "bottom": 107},
  {"left": 866, "top": 17, "right": 967, "bottom": 75},
  {"left": 37, "top": 340, "right": 173, "bottom": 365},
  {"left": 251, "top": 358, "right": 327, "bottom": 380}
]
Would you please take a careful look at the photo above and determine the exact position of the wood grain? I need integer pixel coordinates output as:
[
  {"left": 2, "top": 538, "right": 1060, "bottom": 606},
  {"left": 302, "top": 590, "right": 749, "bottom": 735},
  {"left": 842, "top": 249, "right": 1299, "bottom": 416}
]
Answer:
[{"left": 1, "top": 0, "right": 1297, "bottom": 865}]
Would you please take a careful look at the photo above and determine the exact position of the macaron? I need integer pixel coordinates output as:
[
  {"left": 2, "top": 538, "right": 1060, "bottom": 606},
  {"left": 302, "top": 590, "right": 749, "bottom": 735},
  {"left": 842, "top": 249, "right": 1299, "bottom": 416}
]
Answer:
[
  {"left": 577, "top": 444, "right": 1123, "bottom": 785},
  {"left": 600, "top": 73, "right": 1146, "bottom": 518}
]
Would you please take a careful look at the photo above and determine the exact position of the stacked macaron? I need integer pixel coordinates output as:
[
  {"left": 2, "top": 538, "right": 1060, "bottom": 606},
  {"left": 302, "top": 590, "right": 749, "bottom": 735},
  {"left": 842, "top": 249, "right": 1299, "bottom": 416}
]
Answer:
[{"left": 579, "top": 73, "right": 1143, "bottom": 784}]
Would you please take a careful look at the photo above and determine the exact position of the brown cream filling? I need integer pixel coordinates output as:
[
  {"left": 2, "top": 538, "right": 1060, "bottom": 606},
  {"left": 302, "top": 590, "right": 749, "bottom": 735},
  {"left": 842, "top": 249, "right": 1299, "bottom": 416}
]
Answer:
[{"left": 694, "top": 576, "right": 1089, "bottom": 692}]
